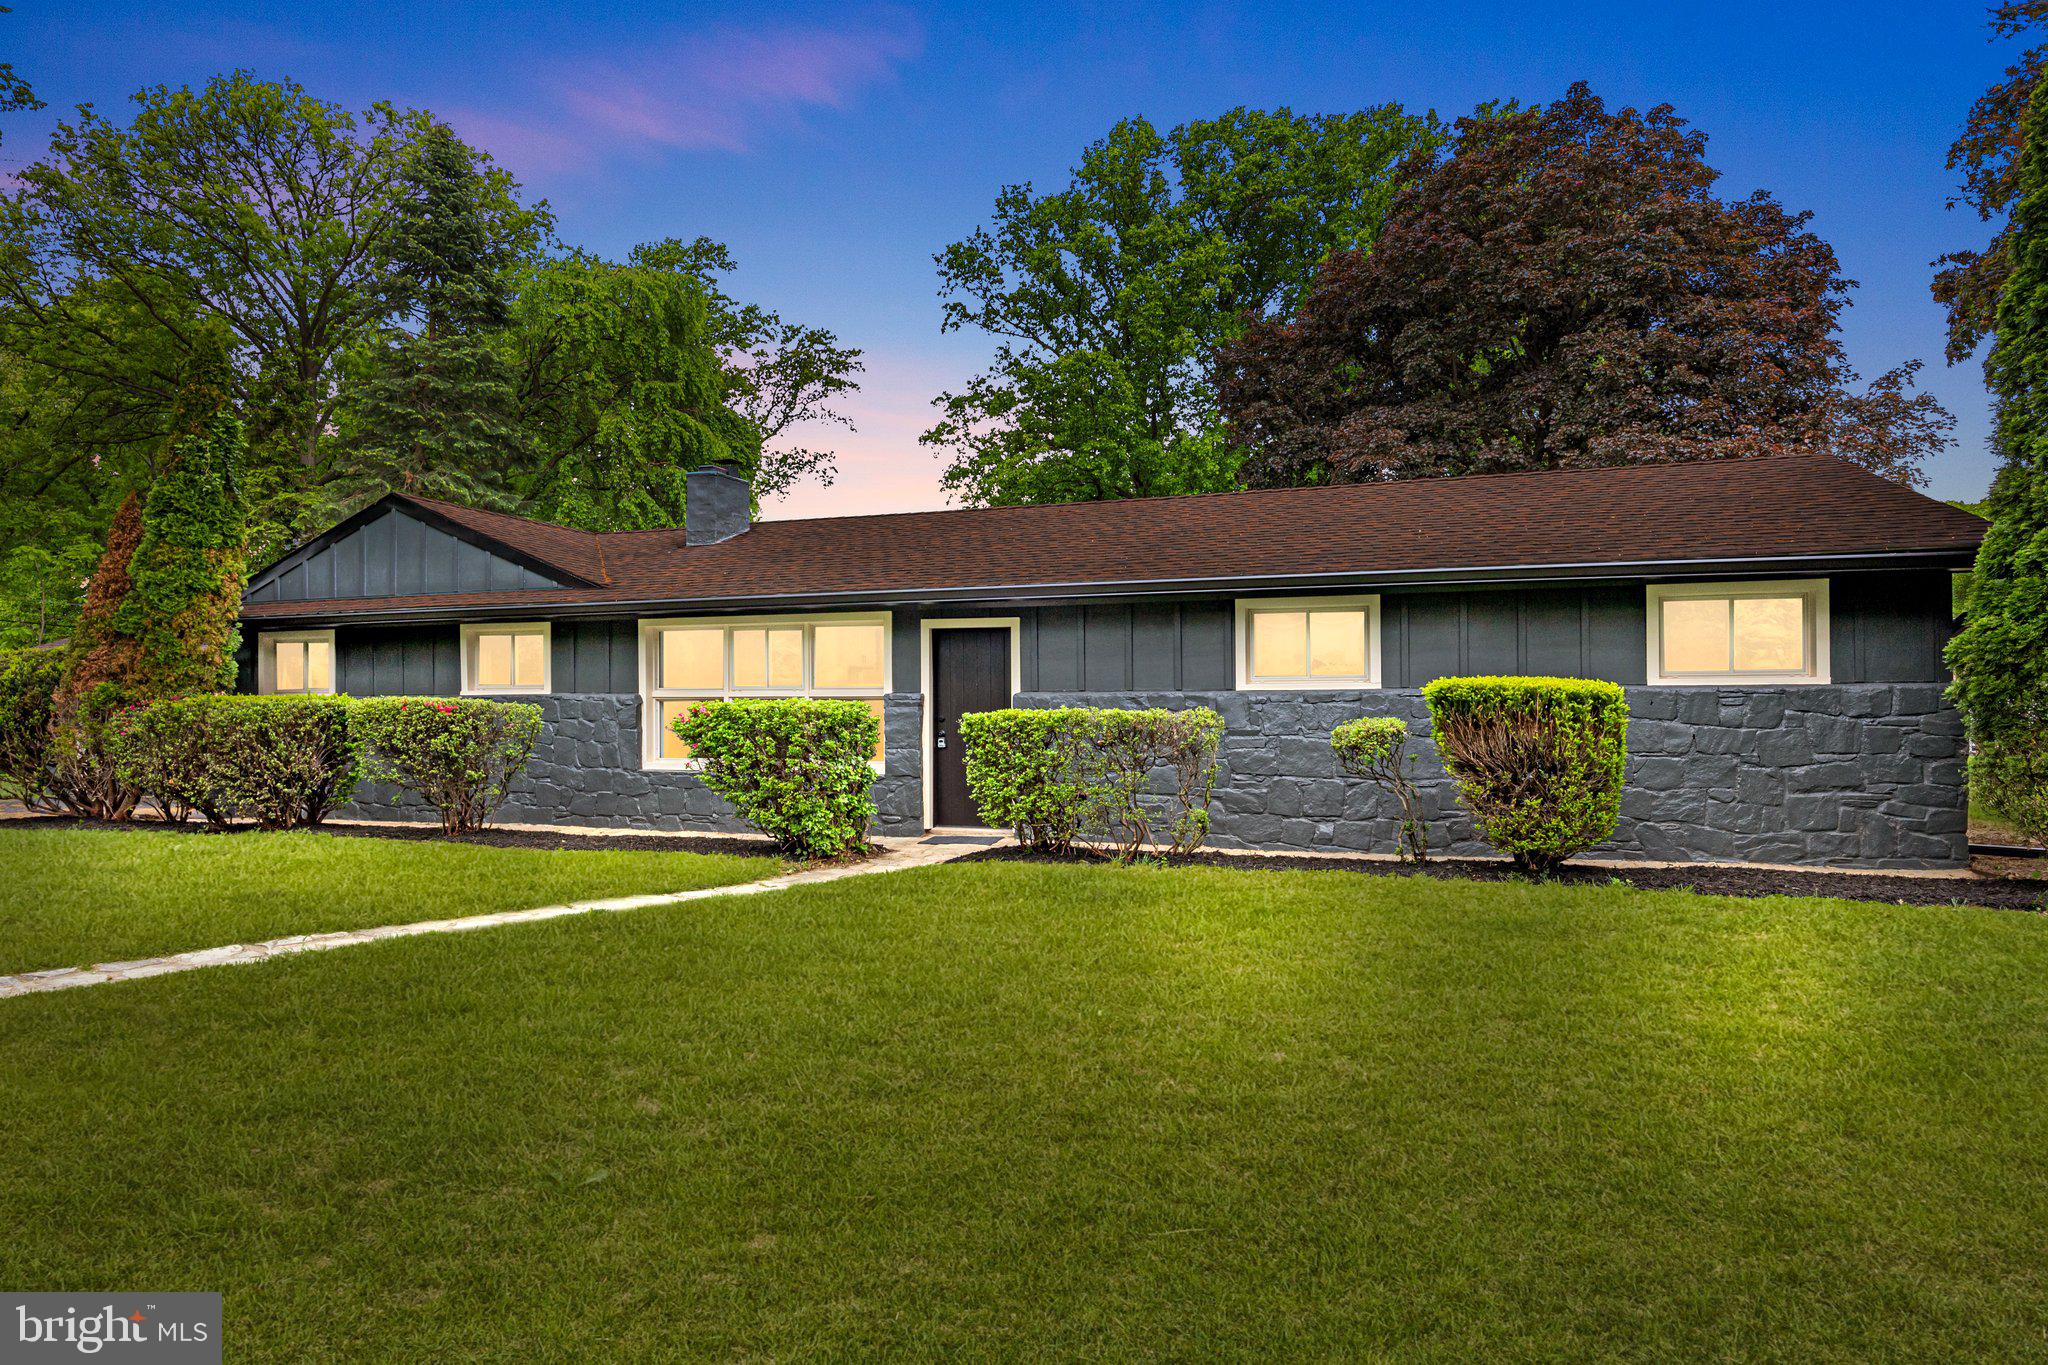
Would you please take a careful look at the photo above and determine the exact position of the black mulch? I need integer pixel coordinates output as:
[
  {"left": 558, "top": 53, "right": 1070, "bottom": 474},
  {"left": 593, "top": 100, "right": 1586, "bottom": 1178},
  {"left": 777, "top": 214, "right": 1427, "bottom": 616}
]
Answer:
[
  {"left": 957, "top": 845, "right": 2048, "bottom": 912},
  {"left": 1, "top": 814, "right": 782, "bottom": 860}
]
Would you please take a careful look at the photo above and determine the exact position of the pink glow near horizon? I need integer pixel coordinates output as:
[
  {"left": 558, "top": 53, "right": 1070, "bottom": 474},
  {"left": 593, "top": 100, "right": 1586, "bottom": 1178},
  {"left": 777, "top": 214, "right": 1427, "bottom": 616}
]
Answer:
[{"left": 762, "top": 350, "right": 963, "bottom": 521}]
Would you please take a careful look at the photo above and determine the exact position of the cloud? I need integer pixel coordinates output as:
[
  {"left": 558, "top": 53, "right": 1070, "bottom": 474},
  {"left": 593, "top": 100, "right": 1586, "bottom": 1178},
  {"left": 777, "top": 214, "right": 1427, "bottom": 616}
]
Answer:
[{"left": 454, "top": 8, "right": 922, "bottom": 174}]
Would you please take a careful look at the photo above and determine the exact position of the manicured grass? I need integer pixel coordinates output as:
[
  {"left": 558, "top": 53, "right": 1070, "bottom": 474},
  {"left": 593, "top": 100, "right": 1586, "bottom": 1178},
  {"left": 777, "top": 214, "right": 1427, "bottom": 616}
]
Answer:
[
  {"left": 4, "top": 861, "right": 2047, "bottom": 1358},
  {"left": 0, "top": 826, "right": 779, "bottom": 974}
]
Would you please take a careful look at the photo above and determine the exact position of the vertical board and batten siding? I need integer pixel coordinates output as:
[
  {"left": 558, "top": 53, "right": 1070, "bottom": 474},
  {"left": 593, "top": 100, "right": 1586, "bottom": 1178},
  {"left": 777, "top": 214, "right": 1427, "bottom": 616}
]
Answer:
[
  {"left": 1381, "top": 586, "right": 1648, "bottom": 687},
  {"left": 1828, "top": 571, "right": 1955, "bottom": 684},
  {"left": 251, "top": 569, "right": 1958, "bottom": 698},
  {"left": 246, "top": 508, "right": 565, "bottom": 603}
]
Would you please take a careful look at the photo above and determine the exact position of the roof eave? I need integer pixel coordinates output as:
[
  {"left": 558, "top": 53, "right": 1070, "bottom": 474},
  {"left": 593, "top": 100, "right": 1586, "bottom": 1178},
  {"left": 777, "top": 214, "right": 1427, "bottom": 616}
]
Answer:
[{"left": 237, "top": 547, "right": 1979, "bottom": 628}]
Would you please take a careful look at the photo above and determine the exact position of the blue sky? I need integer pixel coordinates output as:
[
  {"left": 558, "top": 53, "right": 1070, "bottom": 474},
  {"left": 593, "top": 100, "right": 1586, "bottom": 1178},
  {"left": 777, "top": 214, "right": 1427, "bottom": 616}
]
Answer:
[{"left": 7, "top": 1, "right": 2018, "bottom": 518}]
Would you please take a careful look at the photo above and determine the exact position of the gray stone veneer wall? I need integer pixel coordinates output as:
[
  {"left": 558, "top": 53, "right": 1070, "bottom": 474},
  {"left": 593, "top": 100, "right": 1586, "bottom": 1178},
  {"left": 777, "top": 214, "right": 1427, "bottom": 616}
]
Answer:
[
  {"left": 1018, "top": 686, "right": 1969, "bottom": 869},
  {"left": 343, "top": 693, "right": 926, "bottom": 837}
]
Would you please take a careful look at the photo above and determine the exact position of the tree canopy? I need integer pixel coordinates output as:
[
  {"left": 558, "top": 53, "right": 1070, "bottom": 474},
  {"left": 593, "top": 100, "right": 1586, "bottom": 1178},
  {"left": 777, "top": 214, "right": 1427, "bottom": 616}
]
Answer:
[
  {"left": 1217, "top": 84, "right": 1952, "bottom": 489},
  {"left": 0, "top": 72, "right": 860, "bottom": 638},
  {"left": 1934, "top": 2, "right": 2048, "bottom": 365},
  {"left": 924, "top": 105, "right": 1443, "bottom": 506}
]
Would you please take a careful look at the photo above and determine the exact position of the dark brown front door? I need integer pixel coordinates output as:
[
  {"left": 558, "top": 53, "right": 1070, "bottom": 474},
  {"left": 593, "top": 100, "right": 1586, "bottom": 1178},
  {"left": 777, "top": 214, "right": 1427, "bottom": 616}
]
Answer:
[{"left": 930, "top": 627, "right": 1012, "bottom": 827}]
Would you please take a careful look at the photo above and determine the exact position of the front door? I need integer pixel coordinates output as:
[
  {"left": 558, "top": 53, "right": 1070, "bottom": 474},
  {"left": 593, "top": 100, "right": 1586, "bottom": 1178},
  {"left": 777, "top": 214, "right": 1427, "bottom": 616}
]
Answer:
[{"left": 930, "top": 627, "right": 1012, "bottom": 827}]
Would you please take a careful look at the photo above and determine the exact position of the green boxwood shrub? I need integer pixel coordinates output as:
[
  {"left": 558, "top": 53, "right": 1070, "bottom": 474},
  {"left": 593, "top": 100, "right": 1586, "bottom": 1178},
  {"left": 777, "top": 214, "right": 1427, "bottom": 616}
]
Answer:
[
  {"left": 669, "top": 697, "right": 878, "bottom": 859},
  {"left": 353, "top": 697, "right": 543, "bottom": 835},
  {"left": 1331, "top": 716, "right": 1429, "bottom": 862},
  {"left": 958, "top": 705, "right": 1225, "bottom": 860},
  {"left": 109, "top": 695, "right": 362, "bottom": 830},
  {"left": 1422, "top": 676, "right": 1629, "bottom": 876},
  {"left": 958, "top": 708, "right": 1094, "bottom": 853},
  {"left": 0, "top": 649, "right": 62, "bottom": 810},
  {"left": 107, "top": 697, "right": 219, "bottom": 825}
]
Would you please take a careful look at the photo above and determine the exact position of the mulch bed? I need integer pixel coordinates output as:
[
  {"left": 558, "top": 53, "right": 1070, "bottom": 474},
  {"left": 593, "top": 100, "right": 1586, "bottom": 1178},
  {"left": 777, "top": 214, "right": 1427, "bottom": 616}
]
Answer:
[
  {"left": 1, "top": 814, "right": 783, "bottom": 860},
  {"left": 958, "top": 845, "right": 2048, "bottom": 912}
]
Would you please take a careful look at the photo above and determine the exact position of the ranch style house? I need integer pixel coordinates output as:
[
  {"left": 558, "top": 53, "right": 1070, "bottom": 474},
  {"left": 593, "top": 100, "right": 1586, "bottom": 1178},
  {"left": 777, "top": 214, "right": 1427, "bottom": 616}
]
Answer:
[{"left": 236, "top": 454, "right": 1987, "bottom": 868}]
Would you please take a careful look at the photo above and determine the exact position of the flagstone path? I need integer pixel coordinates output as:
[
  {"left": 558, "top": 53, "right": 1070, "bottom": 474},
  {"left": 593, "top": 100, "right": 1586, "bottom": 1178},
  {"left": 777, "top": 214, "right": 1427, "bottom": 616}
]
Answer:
[{"left": 0, "top": 836, "right": 983, "bottom": 1000}]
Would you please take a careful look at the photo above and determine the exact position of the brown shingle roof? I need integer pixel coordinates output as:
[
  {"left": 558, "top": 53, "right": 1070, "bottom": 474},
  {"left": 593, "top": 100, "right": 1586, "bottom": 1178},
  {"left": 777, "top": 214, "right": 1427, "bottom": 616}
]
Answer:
[{"left": 244, "top": 454, "right": 1985, "bottom": 620}]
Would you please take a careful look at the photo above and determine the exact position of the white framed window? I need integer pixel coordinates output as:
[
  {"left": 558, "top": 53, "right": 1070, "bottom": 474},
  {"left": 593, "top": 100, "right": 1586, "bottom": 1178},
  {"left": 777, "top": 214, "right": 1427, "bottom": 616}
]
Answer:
[
  {"left": 461, "top": 622, "right": 551, "bottom": 695},
  {"left": 257, "top": 629, "right": 336, "bottom": 695},
  {"left": 639, "top": 613, "right": 890, "bottom": 772},
  {"left": 1646, "top": 579, "right": 1830, "bottom": 686},
  {"left": 1234, "top": 595, "right": 1381, "bottom": 689}
]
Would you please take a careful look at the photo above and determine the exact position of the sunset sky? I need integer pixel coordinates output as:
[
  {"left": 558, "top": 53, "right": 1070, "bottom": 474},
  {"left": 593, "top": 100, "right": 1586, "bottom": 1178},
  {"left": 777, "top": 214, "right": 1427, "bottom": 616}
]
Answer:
[{"left": 7, "top": 1, "right": 2016, "bottom": 518}]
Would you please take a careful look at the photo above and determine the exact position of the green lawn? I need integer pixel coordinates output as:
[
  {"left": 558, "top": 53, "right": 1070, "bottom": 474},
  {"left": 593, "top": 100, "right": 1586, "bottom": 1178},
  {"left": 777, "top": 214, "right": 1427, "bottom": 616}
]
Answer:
[
  {"left": 4, "top": 856, "right": 2046, "bottom": 1359},
  {"left": 0, "top": 826, "right": 779, "bottom": 974}
]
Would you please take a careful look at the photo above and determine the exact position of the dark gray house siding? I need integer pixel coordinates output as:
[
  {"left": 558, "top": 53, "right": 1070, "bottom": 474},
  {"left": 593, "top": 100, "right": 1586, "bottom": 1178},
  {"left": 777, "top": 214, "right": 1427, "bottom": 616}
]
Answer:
[
  {"left": 246, "top": 506, "right": 569, "bottom": 603},
  {"left": 255, "top": 567, "right": 1968, "bottom": 868}
]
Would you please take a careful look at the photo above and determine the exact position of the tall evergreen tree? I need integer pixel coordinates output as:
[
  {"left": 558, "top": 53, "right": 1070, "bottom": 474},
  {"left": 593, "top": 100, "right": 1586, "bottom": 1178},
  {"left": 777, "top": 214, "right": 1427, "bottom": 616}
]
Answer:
[
  {"left": 119, "top": 412, "right": 248, "bottom": 696},
  {"left": 326, "top": 120, "right": 537, "bottom": 512},
  {"left": 1949, "top": 72, "right": 2048, "bottom": 843}
]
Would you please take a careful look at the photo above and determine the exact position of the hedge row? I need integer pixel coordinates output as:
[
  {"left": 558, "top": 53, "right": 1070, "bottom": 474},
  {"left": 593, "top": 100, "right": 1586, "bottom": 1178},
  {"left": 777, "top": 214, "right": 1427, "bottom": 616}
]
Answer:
[
  {"left": 0, "top": 661, "right": 543, "bottom": 836},
  {"left": 0, "top": 654, "right": 1637, "bottom": 872}
]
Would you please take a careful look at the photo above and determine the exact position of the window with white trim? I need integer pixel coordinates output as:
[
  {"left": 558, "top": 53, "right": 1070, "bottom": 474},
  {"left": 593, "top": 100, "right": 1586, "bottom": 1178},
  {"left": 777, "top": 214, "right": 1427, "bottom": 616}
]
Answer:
[
  {"left": 1646, "top": 580, "right": 1830, "bottom": 685},
  {"left": 1235, "top": 595, "right": 1381, "bottom": 689},
  {"left": 461, "top": 622, "right": 551, "bottom": 694},
  {"left": 641, "top": 614, "right": 889, "bottom": 770},
  {"left": 258, "top": 629, "right": 336, "bottom": 695}
]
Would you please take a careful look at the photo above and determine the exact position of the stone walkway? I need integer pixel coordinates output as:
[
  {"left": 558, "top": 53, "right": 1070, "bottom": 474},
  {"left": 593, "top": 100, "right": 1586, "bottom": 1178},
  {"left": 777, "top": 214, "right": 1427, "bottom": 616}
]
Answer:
[{"left": 0, "top": 836, "right": 982, "bottom": 1000}]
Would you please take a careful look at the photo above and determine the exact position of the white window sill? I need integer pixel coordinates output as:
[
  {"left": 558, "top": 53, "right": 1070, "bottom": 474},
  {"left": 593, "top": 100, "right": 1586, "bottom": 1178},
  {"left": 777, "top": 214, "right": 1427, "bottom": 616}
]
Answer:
[
  {"left": 1645, "top": 674, "right": 1831, "bottom": 688},
  {"left": 1242, "top": 678, "right": 1380, "bottom": 691}
]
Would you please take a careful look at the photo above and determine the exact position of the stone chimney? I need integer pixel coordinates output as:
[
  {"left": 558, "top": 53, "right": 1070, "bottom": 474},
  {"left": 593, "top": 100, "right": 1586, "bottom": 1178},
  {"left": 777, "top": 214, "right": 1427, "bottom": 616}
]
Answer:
[{"left": 685, "top": 462, "right": 751, "bottom": 545}]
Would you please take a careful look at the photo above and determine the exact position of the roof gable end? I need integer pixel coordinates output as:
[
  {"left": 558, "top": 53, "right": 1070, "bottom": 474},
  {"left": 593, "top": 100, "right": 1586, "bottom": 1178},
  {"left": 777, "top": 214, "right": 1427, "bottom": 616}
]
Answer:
[{"left": 245, "top": 497, "right": 598, "bottom": 605}]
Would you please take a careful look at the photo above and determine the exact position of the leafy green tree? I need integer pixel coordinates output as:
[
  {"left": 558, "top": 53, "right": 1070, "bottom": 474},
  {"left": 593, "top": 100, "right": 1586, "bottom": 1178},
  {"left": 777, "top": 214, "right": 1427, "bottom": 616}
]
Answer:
[
  {"left": 629, "top": 238, "right": 863, "bottom": 501},
  {"left": 118, "top": 412, "right": 248, "bottom": 696},
  {"left": 925, "top": 105, "right": 1443, "bottom": 506},
  {"left": 0, "top": 72, "right": 541, "bottom": 546},
  {"left": 508, "top": 253, "right": 760, "bottom": 530},
  {"left": 0, "top": 9, "right": 41, "bottom": 144},
  {"left": 1220, "top": 86, "right": 1950, "bottom": 488},
  {"left": 1934, "top": 2, "right": 2048, "bottom": 365},
  {"left": 1949, "top": 71, "right": 2048, "bottom": 844},
  {"left": 0, "top": 539, "right": 100, "bottom": 649}
]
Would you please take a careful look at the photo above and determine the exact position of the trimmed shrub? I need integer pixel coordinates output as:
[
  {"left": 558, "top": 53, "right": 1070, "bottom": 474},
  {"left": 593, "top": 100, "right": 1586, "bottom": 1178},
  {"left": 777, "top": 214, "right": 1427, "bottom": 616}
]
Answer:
[
  {"left": 353, "top": 697, "right": 543, "bottom": 835},
  {"left": 48, "top": 682, "right": 140, "bottom": 820},
  {"left": 670, "top": 698, "right": 878, "bottom": 859},
  {"left": 107, "top": 698, "right": 216, "bottom": 825},
  {"left": 112, "top": 695, "right": 360, "bottom": 830},
  {"left": 958, "top": 708, "right": 1094, "bottom": 853},
  {"left": 0, "top": 649, "right": 62, "bottom": 810},
  {"left": 1086, "top": 707, "right": 1226, "bottom": 859},
  {"left": 1423, "top": 676, "right": 1629, "bottom": 876},
  {"left": 958, "top": 705, "right": 1225, "bottom": 860},
  {"left": 1331, "top": 716, "right": 1429, "bottom": 862}
]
